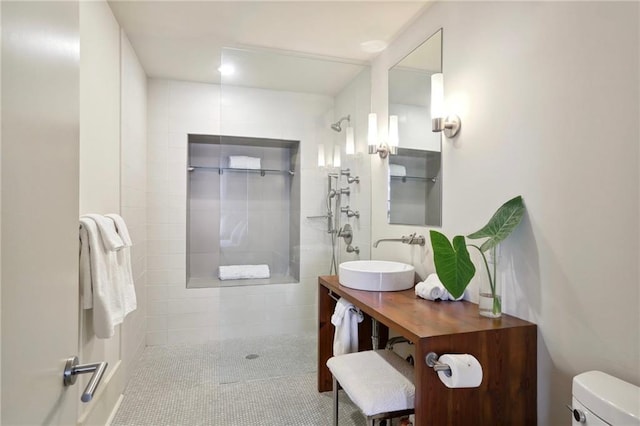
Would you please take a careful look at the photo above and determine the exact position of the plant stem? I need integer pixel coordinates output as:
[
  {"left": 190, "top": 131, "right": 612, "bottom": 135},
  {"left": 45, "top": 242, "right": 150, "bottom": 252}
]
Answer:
[{"left": 468, "top": 244, "right": 501, "bottom": 315}]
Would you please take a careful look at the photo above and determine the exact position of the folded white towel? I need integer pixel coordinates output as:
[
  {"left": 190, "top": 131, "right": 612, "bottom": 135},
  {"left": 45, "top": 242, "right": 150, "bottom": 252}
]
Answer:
[
  {"left": 389, "top": 164, "right": 407, "bottom": 177},
  {"left": 331, "top": 298, "right": 364, "bottom": 356},
  {"left": 79, "top": 217, "right": 125, "bottom": 338},
  {"left": 218, "top": 264, "right": 270, "bottom": 280},
  {"left": 82, "top": 213, "right": 125, "bottom": 251},
  {"left": 416, "top": 273, "right": 465, "bottom": 301},
  {"left": 228, "top": 156, "right": 261, "bottom": 170}
]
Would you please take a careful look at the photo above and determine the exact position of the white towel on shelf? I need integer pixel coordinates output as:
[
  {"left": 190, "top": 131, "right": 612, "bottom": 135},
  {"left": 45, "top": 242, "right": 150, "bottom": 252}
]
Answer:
[
  {"left": 79, "top": 216, "right": 125, "bottom": 338},
  {"left": 82, "top": 213, "right": 125, "bottom": 251},
  {"left": 105, "top": 214, "right": 137, "bottom": 316},
  {"left": 389, "top": 164, "right": 407, "bottom": 177},
  {"left": 415, "top": 273, "right": 465, "bottom": 301},
  {"left": 218, "top": 264, "right": 270, "bottom": 280},
  {"left": 331, "top": 297, "right": 364, "bottom": 356},
  {"left": 228, "top": 156, "right": 261, "bottom": 170}
]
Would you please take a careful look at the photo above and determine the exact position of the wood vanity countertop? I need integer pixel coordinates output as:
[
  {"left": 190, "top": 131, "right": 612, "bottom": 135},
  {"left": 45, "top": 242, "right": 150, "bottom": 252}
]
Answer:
[{"left": 319, "top": 275, "right": 535, "bottom": 343}]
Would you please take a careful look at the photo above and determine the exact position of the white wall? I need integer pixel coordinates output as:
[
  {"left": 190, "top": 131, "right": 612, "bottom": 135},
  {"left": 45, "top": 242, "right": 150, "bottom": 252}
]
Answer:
[
  {"left": 78, "top": 3, "right": 148, "bottom": 424},
  {"left": 333, "top": 68, "right": 373, "bottom": 262},
  {"left": 371, "top": 2, "right": 639, "bottom": 424},
  {"left": 79, "top": 1, "right": 120, "bottom": 215},
  {"left": 119, "top": 30, "right": 147, "bottom": 391},
  {"left": 78, "top": 2, "right": 122, "bottom": 423},
  {"left": 146, "top": 79, "right": 334, "bottom": 344}
]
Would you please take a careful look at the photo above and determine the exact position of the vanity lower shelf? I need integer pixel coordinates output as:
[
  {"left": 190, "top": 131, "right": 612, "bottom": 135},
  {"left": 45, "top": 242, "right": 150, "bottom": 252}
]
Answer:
[{"left": 317, "top": 275, "right": 537, "bottom": 426}]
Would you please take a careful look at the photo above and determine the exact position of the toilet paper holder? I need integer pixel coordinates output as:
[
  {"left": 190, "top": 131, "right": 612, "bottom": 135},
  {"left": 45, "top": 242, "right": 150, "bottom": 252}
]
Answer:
[{"left": 425, "top": 352, "right": 452, "bottom": 377}]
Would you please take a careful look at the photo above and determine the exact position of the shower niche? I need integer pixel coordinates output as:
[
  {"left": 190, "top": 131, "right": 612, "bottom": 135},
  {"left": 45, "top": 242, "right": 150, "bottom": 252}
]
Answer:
[{"left": 187, "top": 134, "right": 300, "bottom": 288}]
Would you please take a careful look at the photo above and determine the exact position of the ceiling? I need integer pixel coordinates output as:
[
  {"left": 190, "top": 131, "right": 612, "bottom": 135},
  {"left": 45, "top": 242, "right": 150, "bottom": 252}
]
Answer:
[{"left": 108, "top": 1, "right": 430, "bottom": 95}]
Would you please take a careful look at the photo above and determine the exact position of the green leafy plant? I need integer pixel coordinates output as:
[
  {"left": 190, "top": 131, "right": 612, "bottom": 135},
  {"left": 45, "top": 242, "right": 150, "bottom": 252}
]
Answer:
[{"left": 429, "top": 196, "right": 525, "bottom": 315}]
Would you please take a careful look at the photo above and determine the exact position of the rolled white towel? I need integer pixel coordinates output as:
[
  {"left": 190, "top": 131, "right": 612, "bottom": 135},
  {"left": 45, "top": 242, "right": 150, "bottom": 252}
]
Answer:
[
  {"left": 389, "top": 164, "right": 407, "bottom": 177},
  {"left": 418, "top": 273, "right": 465, "bottom": 301},
  {"left": 415, "top": 280, "right": 444, "bottom": 301}
]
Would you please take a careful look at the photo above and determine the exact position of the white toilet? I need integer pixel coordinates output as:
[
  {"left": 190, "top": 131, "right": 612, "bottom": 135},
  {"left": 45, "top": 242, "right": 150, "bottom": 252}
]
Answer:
[{"left": 571, "top": 371, "right": 640, "bottom": 425}]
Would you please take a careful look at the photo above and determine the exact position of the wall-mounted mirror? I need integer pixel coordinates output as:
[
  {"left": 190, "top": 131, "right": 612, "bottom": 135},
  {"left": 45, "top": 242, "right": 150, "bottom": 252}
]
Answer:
[{"left": 387, "top": 28, "right": 442, "bottom": 226}]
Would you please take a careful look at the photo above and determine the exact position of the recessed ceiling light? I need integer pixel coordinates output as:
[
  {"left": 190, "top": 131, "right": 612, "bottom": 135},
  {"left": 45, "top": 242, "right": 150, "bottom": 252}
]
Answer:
[
  {"left": 218, "top": 63, "right": 235, "bottom": 76},
  {"left": 360, "top": 40, "right": 388, "bottom": 53}
]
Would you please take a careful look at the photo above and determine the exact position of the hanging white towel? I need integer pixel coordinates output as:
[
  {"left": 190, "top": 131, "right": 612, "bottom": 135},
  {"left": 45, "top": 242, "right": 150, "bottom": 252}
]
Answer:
[
  {"left": 105, "top": 214, "right": 137, "bottom": 316},
  {"left": 331, "top": 298, "right": 364, "bottom": 356},
  {"left": 79, "top": 217, "right": 125, "bottom": 338},
  {"left": 82, "top": 213, "right": 125, "bottom": 251},
  {"left": 105, "top": 214, "right": 132, "bottom": 247}
]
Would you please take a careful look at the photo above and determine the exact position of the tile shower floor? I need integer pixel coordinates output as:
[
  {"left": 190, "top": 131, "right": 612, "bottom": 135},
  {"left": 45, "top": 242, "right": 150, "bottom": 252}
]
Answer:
[{"left": 112, "top": 332, "right": 367, "bottom": 426}]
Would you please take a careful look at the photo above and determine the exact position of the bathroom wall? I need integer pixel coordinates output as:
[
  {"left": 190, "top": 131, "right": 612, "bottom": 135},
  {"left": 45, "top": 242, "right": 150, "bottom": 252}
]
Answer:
[
  {"left": 78, "top": 2, "right": 123, "bottom": 423},
  {"left": 119, "top": 30, "right": 147, "bottom": 387},
  {"left": 371, "top": 2, "right": 639, "bottom": 424},
  {"left": 78, "top": 2, "right": 147, "bottom": 423},
  {"left": 146, "top": 80, "right": 335, "bottom": 343},
  {"left": 333, "top": 68, "right": 373, "bottom": 262}
]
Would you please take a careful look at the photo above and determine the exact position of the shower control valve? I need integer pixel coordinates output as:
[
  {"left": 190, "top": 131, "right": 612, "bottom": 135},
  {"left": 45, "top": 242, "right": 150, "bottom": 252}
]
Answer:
[{"left": 341, "top": 207, "right": 360, "bottom": 218}]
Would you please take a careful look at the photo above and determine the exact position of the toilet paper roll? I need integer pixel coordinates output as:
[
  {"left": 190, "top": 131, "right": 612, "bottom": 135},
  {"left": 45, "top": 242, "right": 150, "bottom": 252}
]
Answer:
[{"left": 436, "top": 354, "right": 483, "bottom": 388}]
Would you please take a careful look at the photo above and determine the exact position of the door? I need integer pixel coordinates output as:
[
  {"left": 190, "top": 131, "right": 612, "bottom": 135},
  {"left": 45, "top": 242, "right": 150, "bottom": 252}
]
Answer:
[{"left": 1, "top": 1, "right": 81, "bottom": 424}]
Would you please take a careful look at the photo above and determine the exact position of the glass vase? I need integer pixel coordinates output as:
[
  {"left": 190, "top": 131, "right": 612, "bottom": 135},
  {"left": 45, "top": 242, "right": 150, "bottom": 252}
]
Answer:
[{"left": 478, "top": 244, "right": 502, "bottom": 318}]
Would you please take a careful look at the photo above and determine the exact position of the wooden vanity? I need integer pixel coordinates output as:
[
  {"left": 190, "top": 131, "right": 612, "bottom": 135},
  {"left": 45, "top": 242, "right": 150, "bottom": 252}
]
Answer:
[{"left": 318, "top": 275, "right": 537, "bottom": 426}]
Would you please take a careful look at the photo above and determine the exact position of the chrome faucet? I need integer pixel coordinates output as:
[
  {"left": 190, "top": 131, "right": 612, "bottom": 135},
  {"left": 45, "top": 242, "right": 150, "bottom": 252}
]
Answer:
[{"left": 373, "top": 233, "right": 425, "bottom": 248}]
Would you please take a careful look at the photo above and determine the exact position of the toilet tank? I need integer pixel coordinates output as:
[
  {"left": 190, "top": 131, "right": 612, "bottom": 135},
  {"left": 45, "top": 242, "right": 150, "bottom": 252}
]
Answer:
[{"left": 572, "top": 371, "right": 640, "bottom": 425}]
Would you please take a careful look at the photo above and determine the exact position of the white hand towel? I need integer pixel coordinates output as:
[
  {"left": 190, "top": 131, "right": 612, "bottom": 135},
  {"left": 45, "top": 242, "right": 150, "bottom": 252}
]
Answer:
[
  {"left": 331, "top": 298, "right": 364, "bottom": 356},
  {"left": 389, "top": 164, "right": 407, "bottom": 177},
  {"left": 82, "top": 213, "right": 125, "bottom": 251},
  {"left": 105, "top": 215, "right": 137, "bottom": 316},
  {"left": 79, "top": 217, "right": 125, "bottom": 338}
]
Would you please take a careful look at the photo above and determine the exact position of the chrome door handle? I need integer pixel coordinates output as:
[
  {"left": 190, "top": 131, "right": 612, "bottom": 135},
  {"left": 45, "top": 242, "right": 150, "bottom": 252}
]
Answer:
[{"left": 63, "top": 356, "right": 108, "bottom": 403}]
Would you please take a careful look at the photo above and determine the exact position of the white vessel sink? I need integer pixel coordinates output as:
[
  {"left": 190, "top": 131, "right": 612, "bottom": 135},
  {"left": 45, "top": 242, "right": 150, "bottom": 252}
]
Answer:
[{"left": 338, "top": 260, "right": 415, "bottom": 292}]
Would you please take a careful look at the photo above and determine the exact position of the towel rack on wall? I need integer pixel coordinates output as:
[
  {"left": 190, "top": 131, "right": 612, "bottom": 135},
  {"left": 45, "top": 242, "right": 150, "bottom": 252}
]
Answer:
[{"left": 188, "top": 165, "right": 294, "bottom": 176}]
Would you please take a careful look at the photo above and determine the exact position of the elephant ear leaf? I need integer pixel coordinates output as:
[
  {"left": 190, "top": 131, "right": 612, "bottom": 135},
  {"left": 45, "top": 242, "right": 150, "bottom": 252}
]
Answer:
[
  {"left": 467, "top": 195, "right": 525, "bottom": 252},
  {"left": 429, "top": 230, "right": 476, "bottom": 299}
]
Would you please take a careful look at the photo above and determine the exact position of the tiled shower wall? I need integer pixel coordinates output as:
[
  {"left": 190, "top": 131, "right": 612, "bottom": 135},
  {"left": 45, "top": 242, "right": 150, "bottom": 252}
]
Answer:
[{"left": 146, "top": 79, "right": 348, "bottom": 344}]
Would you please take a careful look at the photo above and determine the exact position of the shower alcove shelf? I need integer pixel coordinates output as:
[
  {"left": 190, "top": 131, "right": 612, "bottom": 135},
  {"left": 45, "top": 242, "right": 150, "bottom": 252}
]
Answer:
[{"left": 187, "top": 134, "right": 300, "bottom": 289}]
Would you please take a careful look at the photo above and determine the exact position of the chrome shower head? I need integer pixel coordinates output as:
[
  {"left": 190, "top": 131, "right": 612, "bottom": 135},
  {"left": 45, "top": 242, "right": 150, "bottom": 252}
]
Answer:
[{"left": 330, "top": 115, "right": 351, "bottom": 132}]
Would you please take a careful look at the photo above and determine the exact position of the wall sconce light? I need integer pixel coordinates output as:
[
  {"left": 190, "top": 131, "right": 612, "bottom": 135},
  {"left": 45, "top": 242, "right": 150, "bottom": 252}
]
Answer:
[
  {"left": 367, "top": 113, "right": 396, "bottom": 159},
  {"left": 388, "top": 115, "right": 399, "bottom": 155},
  {"left": 317, "top": 144, "right": 326, "bottom": 168},
  {"left": 431, "top": 73, "right": 461, "bottom": 138},
  {"left": 345, "top": 126, "right": 355, "bottom": 155}
]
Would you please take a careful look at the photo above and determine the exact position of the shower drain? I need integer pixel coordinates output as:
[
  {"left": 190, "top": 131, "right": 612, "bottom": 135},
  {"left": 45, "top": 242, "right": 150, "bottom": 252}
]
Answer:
[{"left": 245, "top": 354, "right": 259, "bottom": 360}]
